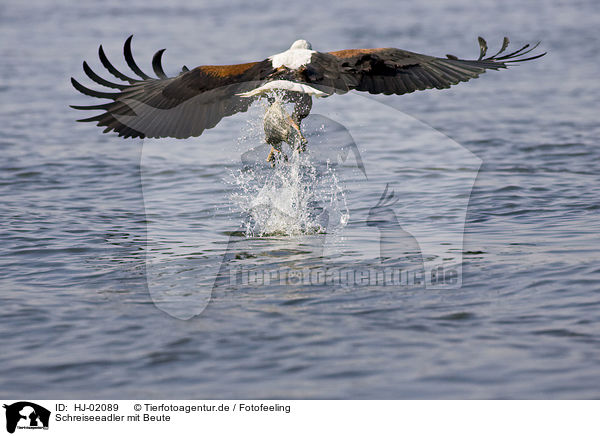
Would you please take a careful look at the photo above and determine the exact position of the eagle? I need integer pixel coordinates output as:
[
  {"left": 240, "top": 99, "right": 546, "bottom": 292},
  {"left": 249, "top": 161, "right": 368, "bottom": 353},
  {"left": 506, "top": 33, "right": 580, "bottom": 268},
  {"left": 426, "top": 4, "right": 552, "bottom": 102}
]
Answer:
[{"left": 71, "top": 35, "right": 544, "bottom": 163}]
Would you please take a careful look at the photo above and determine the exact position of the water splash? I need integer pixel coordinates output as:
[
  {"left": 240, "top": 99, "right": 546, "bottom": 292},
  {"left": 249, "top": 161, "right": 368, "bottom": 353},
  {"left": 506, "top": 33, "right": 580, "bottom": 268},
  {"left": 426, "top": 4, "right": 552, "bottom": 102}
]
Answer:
[{"left": 228, "top": 148, "right": 349, "bottom": 237}]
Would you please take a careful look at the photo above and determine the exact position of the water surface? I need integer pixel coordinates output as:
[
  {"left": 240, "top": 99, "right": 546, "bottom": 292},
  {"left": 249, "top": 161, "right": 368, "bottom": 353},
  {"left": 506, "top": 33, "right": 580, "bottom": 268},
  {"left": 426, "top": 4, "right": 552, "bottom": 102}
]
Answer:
[{"left": 1, "top": 0, "right": 599, "bottom": 398}]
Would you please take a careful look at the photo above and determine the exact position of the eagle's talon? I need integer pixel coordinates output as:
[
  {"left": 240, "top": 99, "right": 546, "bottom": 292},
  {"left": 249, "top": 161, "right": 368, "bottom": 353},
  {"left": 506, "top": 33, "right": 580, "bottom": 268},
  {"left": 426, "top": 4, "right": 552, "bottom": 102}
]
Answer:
[
  {"left": 297, "top": 135, "right": 307, "bottom": 152},
  {"left": 267, "top": 146, "right": 288, "bottom": 167}
]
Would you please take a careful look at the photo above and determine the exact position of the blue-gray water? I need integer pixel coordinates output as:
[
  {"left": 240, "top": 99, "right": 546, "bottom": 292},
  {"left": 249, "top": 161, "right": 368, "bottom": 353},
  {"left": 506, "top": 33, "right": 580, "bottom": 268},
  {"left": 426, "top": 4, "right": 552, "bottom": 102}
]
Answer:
[{"left": 1, "top": 0, "right": 599, "bottom": 398}]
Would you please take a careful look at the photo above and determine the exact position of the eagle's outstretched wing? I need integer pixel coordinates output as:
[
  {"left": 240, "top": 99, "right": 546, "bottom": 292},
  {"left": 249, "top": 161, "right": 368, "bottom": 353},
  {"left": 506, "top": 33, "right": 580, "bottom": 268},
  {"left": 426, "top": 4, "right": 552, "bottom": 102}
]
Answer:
[
  {"left": 72, "top": 36, "right": 545, "bottom": 139},
  {"left": 71, "top": 35, "right": 275, "bottom": 139},
  {"left": 304, "top": 37, "right": 545, "bottom": 95}
]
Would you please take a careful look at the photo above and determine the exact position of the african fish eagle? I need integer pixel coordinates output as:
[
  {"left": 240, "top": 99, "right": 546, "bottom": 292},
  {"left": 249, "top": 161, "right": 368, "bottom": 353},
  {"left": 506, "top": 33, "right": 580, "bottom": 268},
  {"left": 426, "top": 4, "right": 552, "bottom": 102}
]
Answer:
[{"left": 71, "top": 36, "right": 544, "bottom": 163}]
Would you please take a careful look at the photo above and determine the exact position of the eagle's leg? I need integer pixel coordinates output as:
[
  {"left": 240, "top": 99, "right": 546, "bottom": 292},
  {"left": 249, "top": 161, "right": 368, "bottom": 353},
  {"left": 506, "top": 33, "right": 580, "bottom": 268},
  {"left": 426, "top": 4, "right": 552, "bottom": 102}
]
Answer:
[
  {"left": 286, "top": 114, "right": 306, "bottom": 152},
  {"left": 291, "top": 94, "right": 312, "bottom": 152}
]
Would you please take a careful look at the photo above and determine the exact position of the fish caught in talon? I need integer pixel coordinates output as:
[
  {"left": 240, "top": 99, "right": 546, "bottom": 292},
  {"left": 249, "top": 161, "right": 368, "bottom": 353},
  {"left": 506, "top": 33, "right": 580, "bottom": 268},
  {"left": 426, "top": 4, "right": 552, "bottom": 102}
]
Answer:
[{"left": 263, "top": 99, "right": 308, "bottom": 163}]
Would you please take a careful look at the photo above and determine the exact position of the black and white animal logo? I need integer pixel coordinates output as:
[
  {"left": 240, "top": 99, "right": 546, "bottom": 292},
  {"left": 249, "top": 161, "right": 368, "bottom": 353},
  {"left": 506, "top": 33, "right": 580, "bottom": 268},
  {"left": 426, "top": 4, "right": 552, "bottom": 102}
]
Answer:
[{"left": 3, "top": 402, "right": 50, "bottom": 434}]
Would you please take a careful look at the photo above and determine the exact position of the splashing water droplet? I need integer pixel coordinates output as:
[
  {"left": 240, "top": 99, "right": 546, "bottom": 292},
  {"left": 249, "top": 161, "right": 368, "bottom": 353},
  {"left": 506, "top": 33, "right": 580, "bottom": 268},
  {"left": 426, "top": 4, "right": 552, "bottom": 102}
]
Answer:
[{"left": 227, "top": 149, "right": 349, "bottom": 238}]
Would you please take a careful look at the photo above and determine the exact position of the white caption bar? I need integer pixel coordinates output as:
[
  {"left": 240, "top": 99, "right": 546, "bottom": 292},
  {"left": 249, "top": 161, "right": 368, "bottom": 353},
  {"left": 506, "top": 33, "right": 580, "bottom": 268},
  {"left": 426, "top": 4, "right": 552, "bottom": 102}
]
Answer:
[{"left": 0, "top": 400, "right": 597, "bottom": 435}]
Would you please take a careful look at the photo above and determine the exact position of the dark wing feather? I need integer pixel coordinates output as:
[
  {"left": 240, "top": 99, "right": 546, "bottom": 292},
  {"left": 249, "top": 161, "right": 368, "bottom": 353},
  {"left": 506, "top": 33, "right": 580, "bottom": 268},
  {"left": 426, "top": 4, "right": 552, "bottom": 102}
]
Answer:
[
  {"left": 98, "top": 45, "right": 138, "bottom": 84},
  {"left": 71, "top": 35, "right": 276, "bottom": 139},
  {"left": 308, "top": 37, "right": 545, "bottom": 95},
  {"left": 82, "top": 61, "right": 128, "bottom": 90},
  {"left": 123, "top": 35, "right": 152, "bottom": 80},
  {"left": 151, "top": 49, "right": 168, "bottom": 79}
]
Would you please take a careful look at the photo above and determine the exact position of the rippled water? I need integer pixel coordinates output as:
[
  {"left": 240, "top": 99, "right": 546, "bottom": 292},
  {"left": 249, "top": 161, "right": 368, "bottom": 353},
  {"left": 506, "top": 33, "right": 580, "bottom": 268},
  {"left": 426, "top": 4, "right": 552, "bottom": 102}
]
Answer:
[{"left": 1, "top": 0, "right": 599, "bottom": 398}]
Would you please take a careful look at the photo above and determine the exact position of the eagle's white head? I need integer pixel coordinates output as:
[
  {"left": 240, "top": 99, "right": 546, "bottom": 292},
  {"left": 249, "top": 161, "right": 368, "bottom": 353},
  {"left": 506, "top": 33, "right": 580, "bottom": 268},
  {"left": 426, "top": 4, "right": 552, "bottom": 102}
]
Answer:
[
  {"left": 269, "top": 39, "right": 315, "bottom": 69},
  {"left": 289, "top": 39, "right": 312, "bottom": 50}
]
